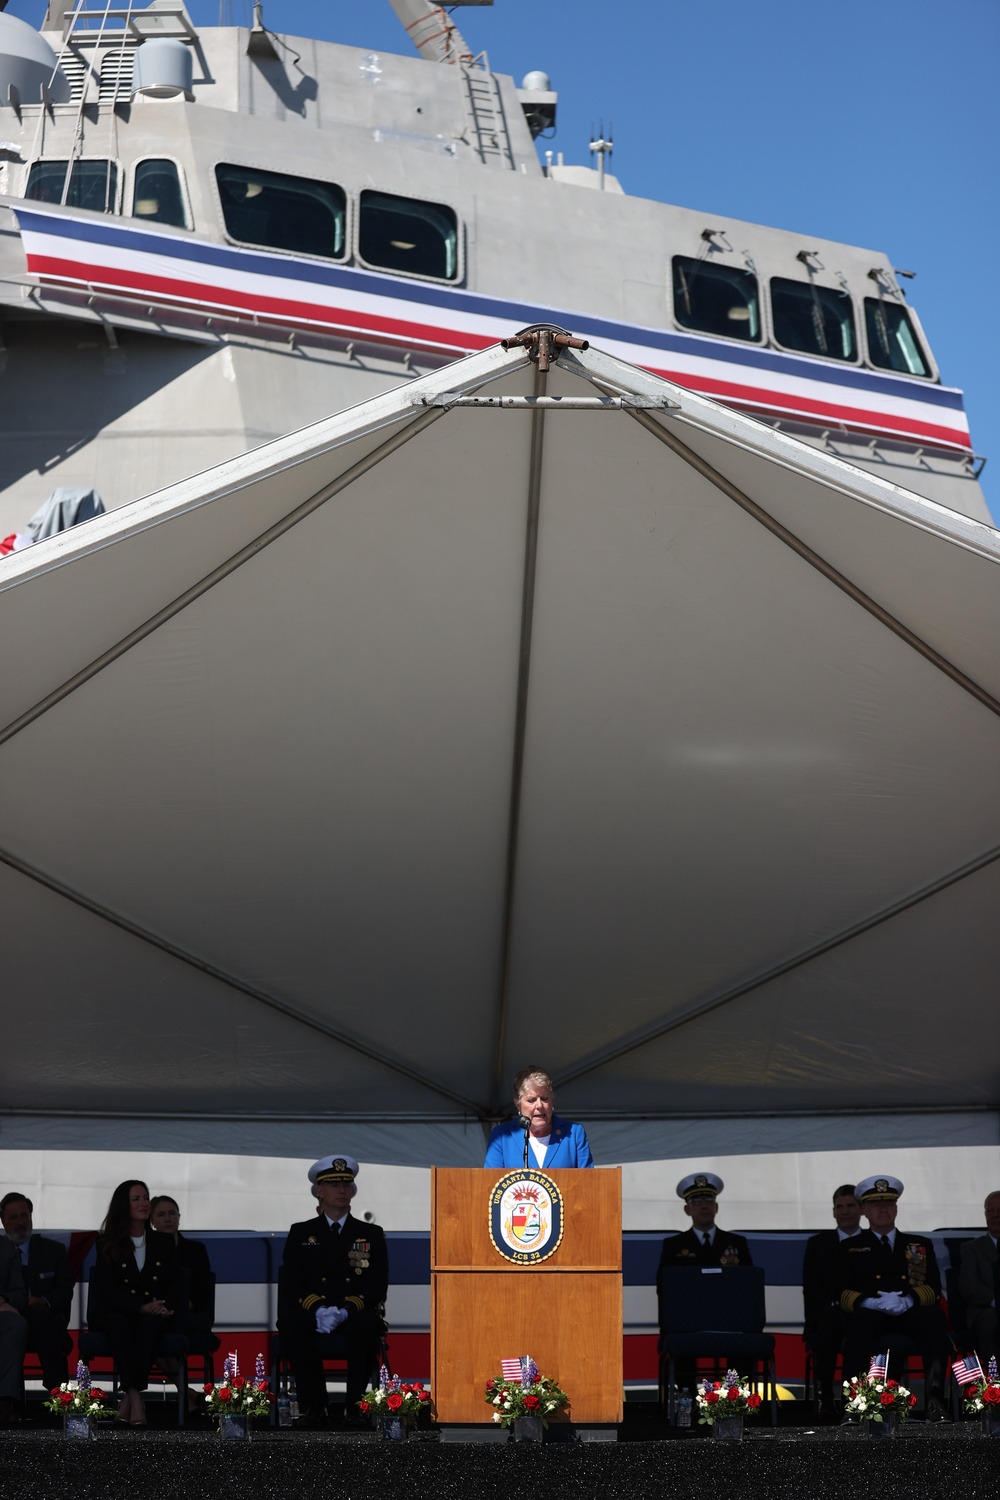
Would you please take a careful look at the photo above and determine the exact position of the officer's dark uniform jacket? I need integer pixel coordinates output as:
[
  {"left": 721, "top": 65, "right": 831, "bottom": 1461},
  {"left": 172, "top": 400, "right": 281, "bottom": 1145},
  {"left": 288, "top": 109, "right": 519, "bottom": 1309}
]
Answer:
[
  {"left": 282, "top": 1212, "right": 388, "bottom": 1322},
  {"left": 658, "top": 1226, "right": 754, "bottom": 1272},
  {"left": 836, "top": 1229, "right": 941, "bottom": 1313}
]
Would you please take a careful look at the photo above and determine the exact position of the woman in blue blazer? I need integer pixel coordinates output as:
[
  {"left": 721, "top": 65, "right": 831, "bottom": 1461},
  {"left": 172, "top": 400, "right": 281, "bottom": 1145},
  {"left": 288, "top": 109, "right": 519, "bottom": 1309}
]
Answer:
[{"left": 484, "top": 1067, "right": 594, "bottom": 1168}]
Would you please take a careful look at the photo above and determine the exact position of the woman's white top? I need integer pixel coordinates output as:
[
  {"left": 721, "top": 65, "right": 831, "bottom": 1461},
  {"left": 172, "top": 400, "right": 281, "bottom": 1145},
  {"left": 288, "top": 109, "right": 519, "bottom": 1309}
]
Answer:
[
  {"left": 130, "top": 1233, "right": 146, "bottom": 1271},
  {"left": 528, "top": 1134, "right": 551, "bottom": 1166}
]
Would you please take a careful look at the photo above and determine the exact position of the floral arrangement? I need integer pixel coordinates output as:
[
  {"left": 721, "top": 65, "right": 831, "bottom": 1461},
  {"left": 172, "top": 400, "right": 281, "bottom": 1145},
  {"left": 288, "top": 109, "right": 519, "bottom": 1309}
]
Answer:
[
  {"left": 961, "top": 1355, "right": 1000, "bottom": 1414},
  {"left": 696, "top": 1370, "right": 763, "bottom": 1425},
  {"left": 44, "top": 1361, "right": 114, "bottom": 1418},
  {"left": 203, "top": 1353, "right": 272, "bottom": 1419},
  {"left": 842, "top": 1371, "right": 916, "bottom": 1423},
  {"left": 357, "top": 1366, "right": 431, "bottom": 1426},
  {"left": 484, "top": 1359, "right": 569, "bottom": 1428}
]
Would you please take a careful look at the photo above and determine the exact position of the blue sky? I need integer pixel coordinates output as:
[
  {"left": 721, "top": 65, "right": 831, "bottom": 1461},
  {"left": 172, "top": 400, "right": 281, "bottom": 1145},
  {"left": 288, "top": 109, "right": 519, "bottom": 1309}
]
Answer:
[{"left": 8, "top": 1, "right": 999, "bottom": 517}]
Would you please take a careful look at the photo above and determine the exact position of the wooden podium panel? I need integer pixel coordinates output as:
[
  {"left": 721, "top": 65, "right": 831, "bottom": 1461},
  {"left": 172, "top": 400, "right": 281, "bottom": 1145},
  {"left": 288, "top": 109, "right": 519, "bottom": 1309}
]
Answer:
[{"left": 431, "top": 1168, "right": 622, "bottom": 1425}]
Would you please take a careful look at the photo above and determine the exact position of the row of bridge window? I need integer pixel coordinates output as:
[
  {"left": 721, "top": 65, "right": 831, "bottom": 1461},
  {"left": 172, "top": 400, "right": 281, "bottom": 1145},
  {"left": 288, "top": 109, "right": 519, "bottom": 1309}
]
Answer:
[{"left": 25, "top": 159, "right": 931, "bottom": 376}]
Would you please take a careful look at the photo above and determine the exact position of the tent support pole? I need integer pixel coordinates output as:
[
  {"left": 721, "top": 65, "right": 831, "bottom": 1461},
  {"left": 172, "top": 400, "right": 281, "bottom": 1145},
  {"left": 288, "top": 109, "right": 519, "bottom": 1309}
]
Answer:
[
  {"left": 0, "top": 843, "right": 486, "bottom": 1117},
  {"left": 555, "top": 837, "right": 1000, "bottom": 1090},
  {"left": 0, "top": 407, "right": 447, "bottom": 752},
  {"left": 625, "top": 407, "right": 1000, "bottom": 722},
  {"left": 491, "top": 358, "right": 548, "bottom": 1110}
]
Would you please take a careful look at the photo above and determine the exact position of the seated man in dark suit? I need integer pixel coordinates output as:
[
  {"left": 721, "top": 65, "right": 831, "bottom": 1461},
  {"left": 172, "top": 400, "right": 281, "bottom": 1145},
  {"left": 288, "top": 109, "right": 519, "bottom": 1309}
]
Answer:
[
  {"left": 658, "top": 1172, "right": 753, "bottom": 1270},
  {"left": 958, "top": 1190, "right": 1000, "bottom": 1365},
  {"left": 278, "top": 1154, "right": 388, "bottom": 1430},
  {"left": 802, "top": 1183, "right": 862, "bottom": 1419},
  {"left": 0, "top": 1234, "right": 28, "bottom": 1428},
  {"left": 836, "top": 1174, "right": 949, "bottom": 1422},
  {"left": 0, "top": 1192, "right": 72, "bottom": 1398}
]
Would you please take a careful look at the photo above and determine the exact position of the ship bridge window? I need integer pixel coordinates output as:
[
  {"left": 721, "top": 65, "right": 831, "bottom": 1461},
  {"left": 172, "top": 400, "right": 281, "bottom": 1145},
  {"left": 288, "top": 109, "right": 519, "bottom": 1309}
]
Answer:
[
  {"left": 26, "top": 159, "right": 119, "bottom": 214},
  {"left": 132, "top": 159, "right": 188, "bottom": 230},
  {"left": 672, "top": 256, "right": 760, "bottom": 342},
  {"left": 215, "top": 164, "right": 346, "bottom": 259},
  {"left": 358, "top": 191, "right": 459, "bottom": 281},
  {"left": 771, "top": 278, "right": 856, "bottom": 362},
  {"left": 864, "top": 298, "right": 931, "bottom": 377}
]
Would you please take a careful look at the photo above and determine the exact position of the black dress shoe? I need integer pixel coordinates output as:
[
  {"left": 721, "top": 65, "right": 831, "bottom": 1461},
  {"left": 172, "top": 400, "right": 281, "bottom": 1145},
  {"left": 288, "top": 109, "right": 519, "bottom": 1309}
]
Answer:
[
  {"left": 292, "top": 1408, "right": 330, "bottom": 1430},
  {"left": 925, "top": 1395, "right": 950, "bottom": 1423}
]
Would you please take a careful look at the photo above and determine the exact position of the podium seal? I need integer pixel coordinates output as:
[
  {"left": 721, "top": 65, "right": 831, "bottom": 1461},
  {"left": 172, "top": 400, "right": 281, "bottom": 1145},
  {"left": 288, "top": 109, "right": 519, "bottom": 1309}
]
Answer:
[{"left": 489, "top": 1169, "right": 564, "bottom": 1264}]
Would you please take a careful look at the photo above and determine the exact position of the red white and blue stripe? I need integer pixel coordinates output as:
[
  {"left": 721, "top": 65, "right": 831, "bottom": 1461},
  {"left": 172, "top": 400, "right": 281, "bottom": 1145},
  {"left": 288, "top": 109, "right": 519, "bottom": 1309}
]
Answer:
[{"left": 14, "top": 204, "right": 974, "bottom": 455}]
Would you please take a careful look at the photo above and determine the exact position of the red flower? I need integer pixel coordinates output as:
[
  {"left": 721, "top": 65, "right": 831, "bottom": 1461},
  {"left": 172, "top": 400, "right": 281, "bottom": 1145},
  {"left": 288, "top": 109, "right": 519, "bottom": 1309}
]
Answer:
[
  {"left": 419, "top": 1390, "right": 430, "bottom": 1402},
  {"left": 402, "top": 1383, "right": 413, "bottom": 1393},
  {"left": 880, "top": 1391, "right": 895, "bottom": 1406},
  {"left": 485, "top": 1380, "right": 495, "bottom": 1392},
  {"left": 50, "top": 1387, "right": 63, "bottom": 1398},
  {"left": 59, "top": 1392, "right": 74, "bottom": 1406},
  {"left": 885, "top": 1380, "right": 898, "bottom": 1390},
  {"left": 984, "top": 1387, "right": 1000, "bottom": 1405},
  {"left": 217, "top": 1388, "right": 232, "bottom": 1403},
  {"left": 359, "top": 1400, "right": 370, "bottom": 1414},
  {"left": 727, "top": 1386, "right": 740, "bottom": 1402},
  {"left": 747, "top": 1393, "right": 762, "bottom": 1409},
  {"left": 704, "top": 1391, "right": 719, "bottom": 1405},
  {"left": 203, "top": 1383, "right": 214, "bottom": 1394},
  {"left": 386, "top": 1392, "right": 403, "bottom": 1411},
  {"left": 908, "top": 1395, "right": 917, "bottom": 1407},
  {"left": 91, "top": 1389, "right": 106, "bottom": 1401},
  {"left": 523, "top": 1395, "right": 540, "bottom": 1410},
  {"left": 233, "top": 1376, "right": 246, "bottom": 1389},
  {"left": 712, "top": 1382, "right": 721, "bottom": 1391}
]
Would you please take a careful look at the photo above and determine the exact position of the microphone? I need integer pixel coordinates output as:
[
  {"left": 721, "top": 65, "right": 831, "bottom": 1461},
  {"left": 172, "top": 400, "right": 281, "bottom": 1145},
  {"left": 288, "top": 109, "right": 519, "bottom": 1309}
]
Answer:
[{"left": 518, "top": 1114, "right": 531, "bottom": 1167}]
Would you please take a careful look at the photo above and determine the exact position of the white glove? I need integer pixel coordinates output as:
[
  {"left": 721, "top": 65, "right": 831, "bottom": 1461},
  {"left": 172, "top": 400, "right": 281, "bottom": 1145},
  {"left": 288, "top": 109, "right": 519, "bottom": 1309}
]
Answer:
[
  {"left": 858, "top": 1296, "right": 884, "bottom": 1311},
  {"left": 316, "top": 1306, "right": 348, "bottom": 1334}
]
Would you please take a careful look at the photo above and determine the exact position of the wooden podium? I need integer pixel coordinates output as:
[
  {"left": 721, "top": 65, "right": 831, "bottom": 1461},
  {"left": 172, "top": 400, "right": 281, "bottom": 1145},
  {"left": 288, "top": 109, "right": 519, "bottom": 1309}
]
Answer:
[{"left": 431, "top": 1167, "right": 622, "bottom": 1425}]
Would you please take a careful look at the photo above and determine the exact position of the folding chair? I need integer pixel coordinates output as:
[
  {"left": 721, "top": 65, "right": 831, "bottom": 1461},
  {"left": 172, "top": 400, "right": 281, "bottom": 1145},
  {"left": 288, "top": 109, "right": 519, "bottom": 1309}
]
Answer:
[{"left": 658, "top": 1265, "right": 777, "bottom": 1425}]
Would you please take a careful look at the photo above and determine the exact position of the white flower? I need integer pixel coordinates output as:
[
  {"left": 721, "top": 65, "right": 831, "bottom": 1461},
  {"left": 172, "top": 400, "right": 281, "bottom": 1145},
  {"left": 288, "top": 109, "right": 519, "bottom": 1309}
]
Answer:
[
  {"left": 493, "top": 1396, "right": 501, "bottom": 1406},
  {"left": 492, "top": 1412, "right": 501, "bottom": 1423}
]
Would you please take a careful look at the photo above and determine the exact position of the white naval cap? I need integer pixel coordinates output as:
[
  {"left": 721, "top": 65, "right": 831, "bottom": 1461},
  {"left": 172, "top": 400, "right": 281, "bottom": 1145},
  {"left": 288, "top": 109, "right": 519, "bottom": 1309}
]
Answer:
[
  {"left": 677, "top": 1171, "right": 723, "bottom": 1202},
  {"left": 308, "top": 1154, "right": 359, "bottom": 1185},
  {"left": 855, "top": 1174, "right": 903, "bottom": 1203}
]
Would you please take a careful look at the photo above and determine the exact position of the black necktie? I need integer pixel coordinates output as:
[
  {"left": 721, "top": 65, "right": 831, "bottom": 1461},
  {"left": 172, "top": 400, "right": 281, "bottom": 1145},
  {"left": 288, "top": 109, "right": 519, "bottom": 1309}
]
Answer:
[
  {"left": 703, "top": 1233, "right": 711, "bottom": 1247},
  {"left": 880, "top": 1235, "right": 891, "bottom": 1249}
]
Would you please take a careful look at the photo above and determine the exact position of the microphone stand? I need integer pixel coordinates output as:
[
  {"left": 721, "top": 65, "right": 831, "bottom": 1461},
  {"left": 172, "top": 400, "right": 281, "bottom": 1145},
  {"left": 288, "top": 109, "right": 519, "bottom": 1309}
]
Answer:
[{"left": 519, "top": 1114, "right": 531, "bottom": 1168}]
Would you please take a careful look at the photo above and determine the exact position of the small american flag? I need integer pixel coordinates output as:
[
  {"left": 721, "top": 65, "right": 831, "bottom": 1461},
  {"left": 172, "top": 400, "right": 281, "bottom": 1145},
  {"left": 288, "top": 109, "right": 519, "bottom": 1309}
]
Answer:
[
  {"left": 952, "top": 1354, "right": 984, "bottom": 1386},
  {"left": 868, "top": 1352, "right": 889, "bottom": 1380},
  {"left": 501, "top": 1358, "right": 525, "bottom": 1381}
]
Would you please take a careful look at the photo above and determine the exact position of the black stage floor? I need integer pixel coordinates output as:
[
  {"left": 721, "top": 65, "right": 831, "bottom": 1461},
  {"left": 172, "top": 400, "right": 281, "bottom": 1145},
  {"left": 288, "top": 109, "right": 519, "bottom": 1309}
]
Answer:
[{"left": 4, "top": 1424, "right": 1000, "bottom": 1500}]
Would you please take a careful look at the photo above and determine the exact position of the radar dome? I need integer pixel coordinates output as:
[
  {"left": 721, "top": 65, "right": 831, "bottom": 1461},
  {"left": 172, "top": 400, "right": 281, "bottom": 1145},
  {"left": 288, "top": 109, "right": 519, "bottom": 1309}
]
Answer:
[
  {"left": 0, "top": 14, "right": 71, "bottom": 106},
  {"left": 521, "top": 71, "right": 551, "bottom": 92}
]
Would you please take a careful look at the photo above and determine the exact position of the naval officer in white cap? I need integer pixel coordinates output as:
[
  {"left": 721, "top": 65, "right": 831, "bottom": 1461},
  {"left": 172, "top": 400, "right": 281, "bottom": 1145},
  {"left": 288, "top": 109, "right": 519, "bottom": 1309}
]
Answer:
[
  {"left": 658, "top": 1173, "right": 754, "bottom": 1270},
  {"left": 835, "top": 1174, "right": 949, "bottom": 1422},
  {"left": 277, "top": 1154, "right": 388, "bottom": 1428}
]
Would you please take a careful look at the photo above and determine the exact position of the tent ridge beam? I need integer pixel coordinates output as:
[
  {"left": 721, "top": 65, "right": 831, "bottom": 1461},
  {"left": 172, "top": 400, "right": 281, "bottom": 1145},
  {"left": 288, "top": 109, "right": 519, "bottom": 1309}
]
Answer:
[
  {"left": 0, "top": 843, "right": 487, "bottom": 1118},
  {"left": 0, "top": 407, "right": 446, "bottom": 751},
  {"left": 556, "top": 837, "right": 1000, "bottom": 1089},
  {"left": 491, "top": 358, "right": 548, "bottom": 1110},
  {"left": 626, "top": 407, "right": 1000, "bottom": 721}
]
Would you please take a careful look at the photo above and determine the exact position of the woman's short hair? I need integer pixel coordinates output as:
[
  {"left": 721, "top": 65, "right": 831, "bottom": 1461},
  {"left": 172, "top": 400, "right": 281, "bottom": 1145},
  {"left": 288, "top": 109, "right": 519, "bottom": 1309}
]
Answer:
[
  {"left": 150, "top": 1195, "right": 179, "bottom": 1215},
  {"left": 513, "top": 1067, "right": 554, "bottom": 1102}
]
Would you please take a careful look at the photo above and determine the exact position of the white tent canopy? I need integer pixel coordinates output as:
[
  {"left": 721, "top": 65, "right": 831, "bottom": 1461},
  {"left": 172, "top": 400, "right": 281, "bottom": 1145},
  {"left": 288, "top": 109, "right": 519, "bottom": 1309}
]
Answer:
[{"left": 2, "top": 333, "right": 999, "bottom": 1168}]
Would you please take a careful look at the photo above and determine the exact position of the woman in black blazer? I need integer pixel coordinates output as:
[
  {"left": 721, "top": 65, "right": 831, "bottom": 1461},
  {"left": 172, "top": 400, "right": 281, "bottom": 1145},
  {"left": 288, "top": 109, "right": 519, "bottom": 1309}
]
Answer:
[
  {"left": 150, "top": 1195, "right": 216, "bottom": 1336},
  {"left": 89, "top": 1180, "right": 177, "bottom": 1425}
]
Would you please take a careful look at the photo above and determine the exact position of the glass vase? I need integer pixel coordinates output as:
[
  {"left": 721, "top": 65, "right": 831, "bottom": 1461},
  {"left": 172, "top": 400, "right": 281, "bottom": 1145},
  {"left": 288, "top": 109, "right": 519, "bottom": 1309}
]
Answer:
[
  {"left": 712, "top": 1415, "right": 744, "bottom": 1441},
  {"left": 219, "top": 1413, "right": 251, "bottom": 1440},
  {"left": 982, "top": 1407, "right": 1000, "bottom": 1437},
  {"left": 864, "top": 1414, "right": 896, "bottom": 1439},
  {"left": 63, "top": 1414, "right": 94, "bottom": 1441},
  {"left": 382, "top": 1416, "right": 408, "bottom": 1441},
  {"left": 513, "top": 1415, "right": 544, "bottom": 1442}
]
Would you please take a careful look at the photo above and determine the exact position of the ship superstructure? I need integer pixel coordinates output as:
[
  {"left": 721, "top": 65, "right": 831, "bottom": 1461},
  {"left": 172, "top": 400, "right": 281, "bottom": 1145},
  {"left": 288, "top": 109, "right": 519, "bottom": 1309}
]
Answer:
[{"left": 0, "top": 0, "right": 989, "bottom": 536}]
